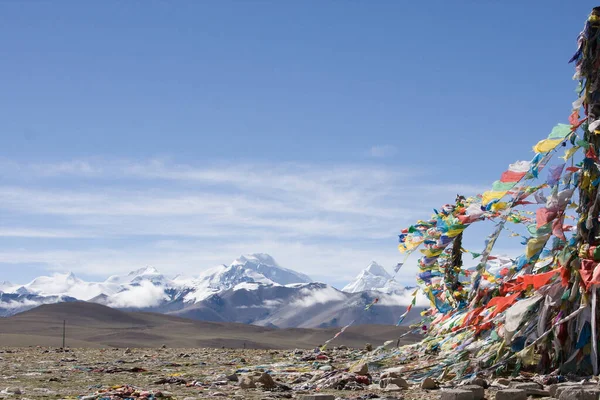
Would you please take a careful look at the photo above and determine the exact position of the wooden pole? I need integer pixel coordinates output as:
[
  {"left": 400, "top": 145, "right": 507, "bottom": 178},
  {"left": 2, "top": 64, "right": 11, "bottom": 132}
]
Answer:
[
  {"left": 447, "top": 195, "right": 465, "bottom": 302},
  {"left": 62, "top": 319, "right": 66, "bottom": 350},
  {"left": 575, "top": 7, "right": 600, "bottom": 375}
]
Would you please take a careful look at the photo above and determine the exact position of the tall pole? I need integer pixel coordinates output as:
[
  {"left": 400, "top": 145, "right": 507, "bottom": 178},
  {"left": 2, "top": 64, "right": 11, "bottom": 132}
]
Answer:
[
  {"left": 447, "top": 195, "right": 465, "bottom": 302},
  {"left": 62, "top": 319, "right": 65, "bottom": 350},
  {"left": 573, "top": 7, "right": 600, "bottom": 375}
]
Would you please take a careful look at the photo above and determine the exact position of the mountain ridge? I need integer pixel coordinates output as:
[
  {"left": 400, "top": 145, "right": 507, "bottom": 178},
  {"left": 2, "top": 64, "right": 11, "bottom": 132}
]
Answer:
[{"left": 0, "top": 255, "right": 421, "bottom": 328}]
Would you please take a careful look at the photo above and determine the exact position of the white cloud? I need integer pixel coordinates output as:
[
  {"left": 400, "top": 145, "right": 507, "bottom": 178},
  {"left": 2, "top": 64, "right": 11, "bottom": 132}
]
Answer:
[
  {"left": 369, "top": 145, "right": 397, "bottom": 158},
  {"left": 0, "top": 228, "right": 92, "bottom": 238},
  {"left": 290, "top": 286, "right": 347, "bottom": 308},
  {"left": 378, "top": 291, "right": 431, "bottom": 307},
  {"left": 0, "top": 158, "right": 491, "bottom": 287},
  {"left": 106, "top": 281, "right": 167, "bottom": 308}
]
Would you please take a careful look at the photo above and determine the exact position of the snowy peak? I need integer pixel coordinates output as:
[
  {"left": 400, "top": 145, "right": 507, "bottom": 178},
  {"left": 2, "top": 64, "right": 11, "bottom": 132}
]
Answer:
[
  {"left": 128, "top": 266, "right": 160, "bottom": 276},
  {"left": 105, "top": 266, "right": 165, "bottom": 286},
  {"left": 230, "top": 253, "right": 312, "bottom": 285},
  {"left": 22, "top": 272, "right": 108, "bottom": 301},
  {"left": 365, "top": 262, "right": 391, "bottom": 278},
  {"left": 0, "top": 281, "right": 13, "bottom": 292},
  {"left": 232, "top": 253, "right": 280, "bottom": 267},
  {"left": 342, "top": 262, "right": 404, "bottom": 294},
  {"left": 181, "top": 263, "right": 278, "bottom": 304},
  {"left": 1, "top": 253, "right": 314, "bottom": 312}
]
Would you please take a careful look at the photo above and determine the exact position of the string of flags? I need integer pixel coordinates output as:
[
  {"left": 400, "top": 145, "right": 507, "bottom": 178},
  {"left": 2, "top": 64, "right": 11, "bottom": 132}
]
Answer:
[{"left": 367, "top": 9, "right": 600, "bottom": 381}]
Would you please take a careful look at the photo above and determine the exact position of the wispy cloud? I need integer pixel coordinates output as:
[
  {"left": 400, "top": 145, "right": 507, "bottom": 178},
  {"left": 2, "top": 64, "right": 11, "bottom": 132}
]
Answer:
[{"left": 0, "top": 158, "right": 490, "bottom": 285}]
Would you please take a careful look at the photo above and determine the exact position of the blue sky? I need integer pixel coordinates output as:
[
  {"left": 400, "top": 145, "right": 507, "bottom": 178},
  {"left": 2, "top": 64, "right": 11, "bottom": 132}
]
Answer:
[{"left": 0, "top": 1, "right": 595, "bottom": 288}]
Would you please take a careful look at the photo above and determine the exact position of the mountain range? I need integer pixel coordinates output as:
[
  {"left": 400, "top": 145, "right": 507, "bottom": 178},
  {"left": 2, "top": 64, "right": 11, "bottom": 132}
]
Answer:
[{"left": 0, "top": 254, "right": 424, "bottom": 328}]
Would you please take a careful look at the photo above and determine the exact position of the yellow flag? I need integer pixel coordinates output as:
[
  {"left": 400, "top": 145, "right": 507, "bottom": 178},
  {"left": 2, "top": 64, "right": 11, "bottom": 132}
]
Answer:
[
  {"left": 533, "top": 138, "right": 563, "bottom": 154},
  {"left": 561, "top": 146, "right": 580, "bottom": 161},
  {"left": 482, "top": 190, "right": 507, "bottom": 205},
  {"left": 491, "top": 202, "right": 508, "bottom": 212},
  {"left": 525, "top": 234, "right": 550, "bottom": 259}
]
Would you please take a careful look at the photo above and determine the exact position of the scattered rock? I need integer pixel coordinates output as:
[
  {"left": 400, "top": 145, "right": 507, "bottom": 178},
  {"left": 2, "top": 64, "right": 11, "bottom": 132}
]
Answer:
[
  {"left": 380, "top": 367, "right": 404, "bottom": 379},
  {"left": 421, "top": 377, "right": 439, "bottom": 390},
  {"left": 549, "top": 383, "right": 581, "bottom": 398},
  {"left": 300, "top": 395, "right": 335, "bottom": 400},
  {"left": 507, "top": 382, "right": 548, "bottom": 397},
  {"left": 557, "top": 387, "right": 600, "bottom": 400},
  {"left": 239, "top": 376, "right": 256, "bottom": 389},
  {"left": 161, "top": 344, "right": 167, "bottom": 349},
  {"left": 227, "top": 373, "right": 239, "bottom": 382},
  {"left": 365, "top": 343, "right": 373, "bottom": 352},
  {"left": 492, "top": 378, "right": 511, "bottom": 387},
  {"left": 383, "top": 383, "right": 403, "bottom": 392},
  {"left": 461, "top": 385, "right": 484, "bottom": 400},
  {"left": 380, "top": 377, "right": 409, "bottom": 389},
  {"left": 440, "top": 389, "right": 474, "bottom": 400},
  {"left": 350, "top": 363, "right": 368, "bottom": 375},
  {"left": 257, "top": 372, "right": 276, "bottom": 390},
  {"left": 495, "top": 389, "right": 526, "bottom": 400},
  {"left": 124, "top": 348, "right": 132, "bottom": 354},
  {"left": 3, "top": 388, "right": 21, "bottom": 395},
  {"left": 469, "top": 377, "right": 488, "bottom": 388}
]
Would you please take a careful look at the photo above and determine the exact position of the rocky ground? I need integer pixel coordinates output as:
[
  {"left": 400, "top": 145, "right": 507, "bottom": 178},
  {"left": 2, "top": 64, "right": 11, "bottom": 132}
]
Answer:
[{"left": 0, "top": 346, "right": 598, "bottom": 400}]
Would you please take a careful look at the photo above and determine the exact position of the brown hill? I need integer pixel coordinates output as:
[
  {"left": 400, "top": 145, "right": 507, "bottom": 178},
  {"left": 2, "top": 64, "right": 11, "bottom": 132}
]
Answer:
[{"left": 0, "top": 301, "right": 420, "bottom": 349}]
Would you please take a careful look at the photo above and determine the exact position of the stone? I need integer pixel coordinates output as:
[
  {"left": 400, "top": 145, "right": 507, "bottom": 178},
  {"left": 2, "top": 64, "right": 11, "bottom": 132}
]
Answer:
[
  {"left": 365, "top": 343, "right": 373, "bottom": 352},
  {"left": 549, "top": 383, "right": 575, "bottom": 397},
  {"left": 492, "top": 378, "right": 511, "bottom": 387},
  {"left": 495, "top": 389, "right": 526, "bottom": 400},
  {"left": 161, "top": 344, "right": 167, "bottom": 349},
  {"left": 124, "top": 348, "right": 132, "bottom": 354},
  {"left": 300, "top": 395, "right": 335, "bottom": 400},
  {"left": 461, "top": 385, "right": 484, "bottom": 400},
  {"left": 581, "top": 388, "right": 600, "bottom": 400},
  {"left": 469, "top": 377, "right": 488, "bottom": 388},
  {"left": 4, "top": 388, "right": 21, "bottom": 395},
  {"left": 383, "top": 383, "right": 403, "bottom": 392},
  {"left": 381, "top": 367, "right": 404, "bottom": 379},
  {"left": 350, "top": 363, "right": 368, "bottom": 375},
  {"left": 439, "top": 390, "right": 474, "bottom": 400},
  {"left": 257, "top": 372, "right": 276, "bottom": 389},
  {"left": 239, "top": 376, "right": 256, "bottom": 389},
  {"left": 380, "top": 377, "right": 409, "bottom": 389},
  {"left": 559, "top": 387, "right": 586, "bottom": 400},
  {"left": 421, "top": 377, "right": 439, "bottom": 390},
  {"left": 509, "top": 382, "right": 548, "bottom": 396},
  {"left": 226, "top": 374, "right": 239, "bottom": 382},
  {"left": 554, "top": 385, "right": 583, "bottom": 398}
]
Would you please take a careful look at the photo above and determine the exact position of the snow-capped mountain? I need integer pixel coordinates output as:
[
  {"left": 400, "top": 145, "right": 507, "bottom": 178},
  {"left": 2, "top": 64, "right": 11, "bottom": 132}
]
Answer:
[
  {"left": 17, "top": 272, "right": 121, "bottom": 300},
  {"left": 342, "top": 262, "right": 408, "bottom": 294},
  {"left": 0, "top": 254, "right": 313, "bottom": 316},
  {"left": 0, "top": 281, "right": 13, "bottom": 292},
  {"left": 230, "top": 254, "right": 312, "bottom": 285},
  {"left": 105, "top": 266, "right": 172, "bottom": 287},
  {"left": 172, "top": 282, "right": 424, "bottom": 328},
  {"left": 0, "top": 292, "right": 78, "bottom": 317},
  {"left": 180, "top": 254, "right": 311, "bottom": 304},
  {"left": 0, "top": 254, "right": 422, "bottom": 326}
]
